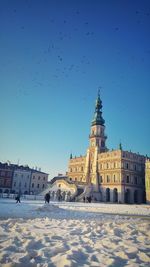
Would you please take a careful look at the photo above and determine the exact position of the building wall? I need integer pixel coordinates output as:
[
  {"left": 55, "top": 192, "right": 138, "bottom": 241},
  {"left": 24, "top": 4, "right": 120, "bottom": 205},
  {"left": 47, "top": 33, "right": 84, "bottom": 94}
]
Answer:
[
  {"left": 12, "top": 169, "right": 31, "bottom": 194},
  {"left": 146, "top": 159, "right": 150, "bottom": 203},
  {"left": 97, "top": 150, "right": 145, "bottom": 203},
  {"left": 121, "top": 151, "right": 145, "bottom": 204},
  {"left": 68, "top": 149, "right": 146, "bottom": 203},
  {"left": 30, "top": 171, "right": 48, "bottom": 194},
  {"left": 0, "top": 163, "right": 49, "bottom": 195},
  {"left": 68, "top": 156, "right": 86, "bottom": 183},
  {"left": 97, "top": 150, "right": 122, "bottom": 202},
  {"left": 0, "top": 164, "right": 13, "bottom": 193}
]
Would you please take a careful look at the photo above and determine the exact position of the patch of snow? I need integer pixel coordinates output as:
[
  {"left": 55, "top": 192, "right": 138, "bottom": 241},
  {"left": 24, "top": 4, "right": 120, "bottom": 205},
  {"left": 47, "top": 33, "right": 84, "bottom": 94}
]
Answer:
[{"left": 0, "top": 199, "right": 150, "bottom": 267}]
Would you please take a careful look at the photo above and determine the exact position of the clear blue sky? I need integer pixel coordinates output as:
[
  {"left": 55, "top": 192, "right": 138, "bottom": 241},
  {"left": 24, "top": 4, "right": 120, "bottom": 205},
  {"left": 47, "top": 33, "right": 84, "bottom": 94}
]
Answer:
[{"left": 0, "top": 0, "right": 150, "bottom": 179}]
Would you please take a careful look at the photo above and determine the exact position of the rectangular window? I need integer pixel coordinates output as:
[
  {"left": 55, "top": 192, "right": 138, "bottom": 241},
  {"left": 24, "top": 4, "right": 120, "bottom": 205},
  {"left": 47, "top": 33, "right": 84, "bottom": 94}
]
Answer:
[
  {"left": 142, "top": 178, "right": 145, "bottom": 185},
  {"left": 134, "top": 164, "right": 137, "bottom": 171},
  {"left": 7, "top": 172, "right": 11, "bottom": 177},
  {"left": 107, "top": 175, "right": 110, "bottom": 183},
  {"left": 134, "top": 177, "right": 137, "bottom": 184}
]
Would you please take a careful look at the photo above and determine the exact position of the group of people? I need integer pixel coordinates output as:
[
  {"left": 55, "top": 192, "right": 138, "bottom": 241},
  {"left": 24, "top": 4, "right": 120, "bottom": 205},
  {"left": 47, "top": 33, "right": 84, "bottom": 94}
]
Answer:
[
  {"left": 15, "top": 192, "right": 51, "bottom": 204},
  {"left": 15, "top": 192, "right": 96, "bottom": 204},
  {"left": 83, "top": 195, "right": 97, "bottom": 203},
  {"left": 83, "top": 196, "right": 92, "bottom": 203}
]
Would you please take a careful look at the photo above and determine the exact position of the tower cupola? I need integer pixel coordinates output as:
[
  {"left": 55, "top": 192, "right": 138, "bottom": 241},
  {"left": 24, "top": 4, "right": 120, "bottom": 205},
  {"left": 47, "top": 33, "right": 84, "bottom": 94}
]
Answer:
[{"left": 91, "top": 91, "right": 105, "bottom": 126}]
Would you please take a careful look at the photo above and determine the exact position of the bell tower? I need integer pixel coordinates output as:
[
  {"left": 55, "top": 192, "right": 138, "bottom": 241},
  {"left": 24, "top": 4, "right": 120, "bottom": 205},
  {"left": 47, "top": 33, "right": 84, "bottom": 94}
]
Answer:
[{"left": 89, "top": 90, "right": 107, "bottom": 152}]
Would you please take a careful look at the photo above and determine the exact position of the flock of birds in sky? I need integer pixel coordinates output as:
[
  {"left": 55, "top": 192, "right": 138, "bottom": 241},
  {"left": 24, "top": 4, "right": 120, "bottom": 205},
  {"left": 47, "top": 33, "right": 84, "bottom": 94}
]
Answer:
[
  {"left": 5, "top": 4, "right": 149, "bottom": 97},
  {"left": 13, "top": 8, "right": 100, "bottom": 96}
]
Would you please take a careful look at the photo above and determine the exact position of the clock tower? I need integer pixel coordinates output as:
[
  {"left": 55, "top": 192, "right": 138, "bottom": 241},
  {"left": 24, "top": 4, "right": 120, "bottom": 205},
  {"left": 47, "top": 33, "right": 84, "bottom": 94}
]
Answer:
[
  {"left": 89, "top": 90, "right": 107, "bottom": 152},
  {"left": 84, "top": 91, "right": 107, "bottom": 196}
]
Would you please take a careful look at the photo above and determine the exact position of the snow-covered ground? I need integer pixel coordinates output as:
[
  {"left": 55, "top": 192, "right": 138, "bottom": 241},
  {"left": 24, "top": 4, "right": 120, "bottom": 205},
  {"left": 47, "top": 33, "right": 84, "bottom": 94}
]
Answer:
[{"left": 0, "top": 199, "right": 150, "bottom": 267}]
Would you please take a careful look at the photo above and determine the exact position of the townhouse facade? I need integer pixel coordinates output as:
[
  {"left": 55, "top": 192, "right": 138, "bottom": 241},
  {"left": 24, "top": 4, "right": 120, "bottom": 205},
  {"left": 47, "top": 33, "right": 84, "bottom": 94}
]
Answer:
[
  {"left": 30, "top": 171, "right": 48, "bottom": 195},
  {"left": 0, "top": 163, "right": 48, "bottom": 195},
  {"left": 0, "top": 163, "right": 14, "bottom": 193}
]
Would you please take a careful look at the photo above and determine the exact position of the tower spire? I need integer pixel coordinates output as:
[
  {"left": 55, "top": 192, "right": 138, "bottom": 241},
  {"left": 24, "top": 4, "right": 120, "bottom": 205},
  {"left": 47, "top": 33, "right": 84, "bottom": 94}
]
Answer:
[
  {"left": 98, "top": 86, "right": 101, "bottom": 97},
  {"left": 91, "top": 91, "right": 105, "bottom": 126},
  {"left": 119, "top": 142, "right": 122, "bottom": 151}
]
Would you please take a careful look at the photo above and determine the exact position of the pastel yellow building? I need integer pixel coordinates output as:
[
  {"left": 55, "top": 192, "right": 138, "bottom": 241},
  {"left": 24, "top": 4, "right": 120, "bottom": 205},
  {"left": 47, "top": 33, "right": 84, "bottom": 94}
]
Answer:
[
  {"left": 67, "top": 92, "right": 146, "bottom": 203},
  {"left": 146, "top": 159, "right": 150, "bottom": 203}
]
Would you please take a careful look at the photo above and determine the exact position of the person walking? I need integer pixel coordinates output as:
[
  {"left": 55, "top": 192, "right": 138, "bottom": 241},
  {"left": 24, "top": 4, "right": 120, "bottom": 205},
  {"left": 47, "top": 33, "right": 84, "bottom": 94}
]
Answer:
[
  {"left": 16, "top": 194, "right": 21, "bottom": 203},
  {"left": 45, "top": 192, "right": 50, "bottom": 203}
]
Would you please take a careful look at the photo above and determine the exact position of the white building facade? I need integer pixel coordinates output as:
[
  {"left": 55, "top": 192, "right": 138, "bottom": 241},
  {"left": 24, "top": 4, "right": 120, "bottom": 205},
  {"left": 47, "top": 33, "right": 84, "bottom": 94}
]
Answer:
[
  {"left": 12, "top": 169, "right": 32, "bottom": 194},
  {"left": 30, "top": 171, "right": 48, "bottom": 195}
]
